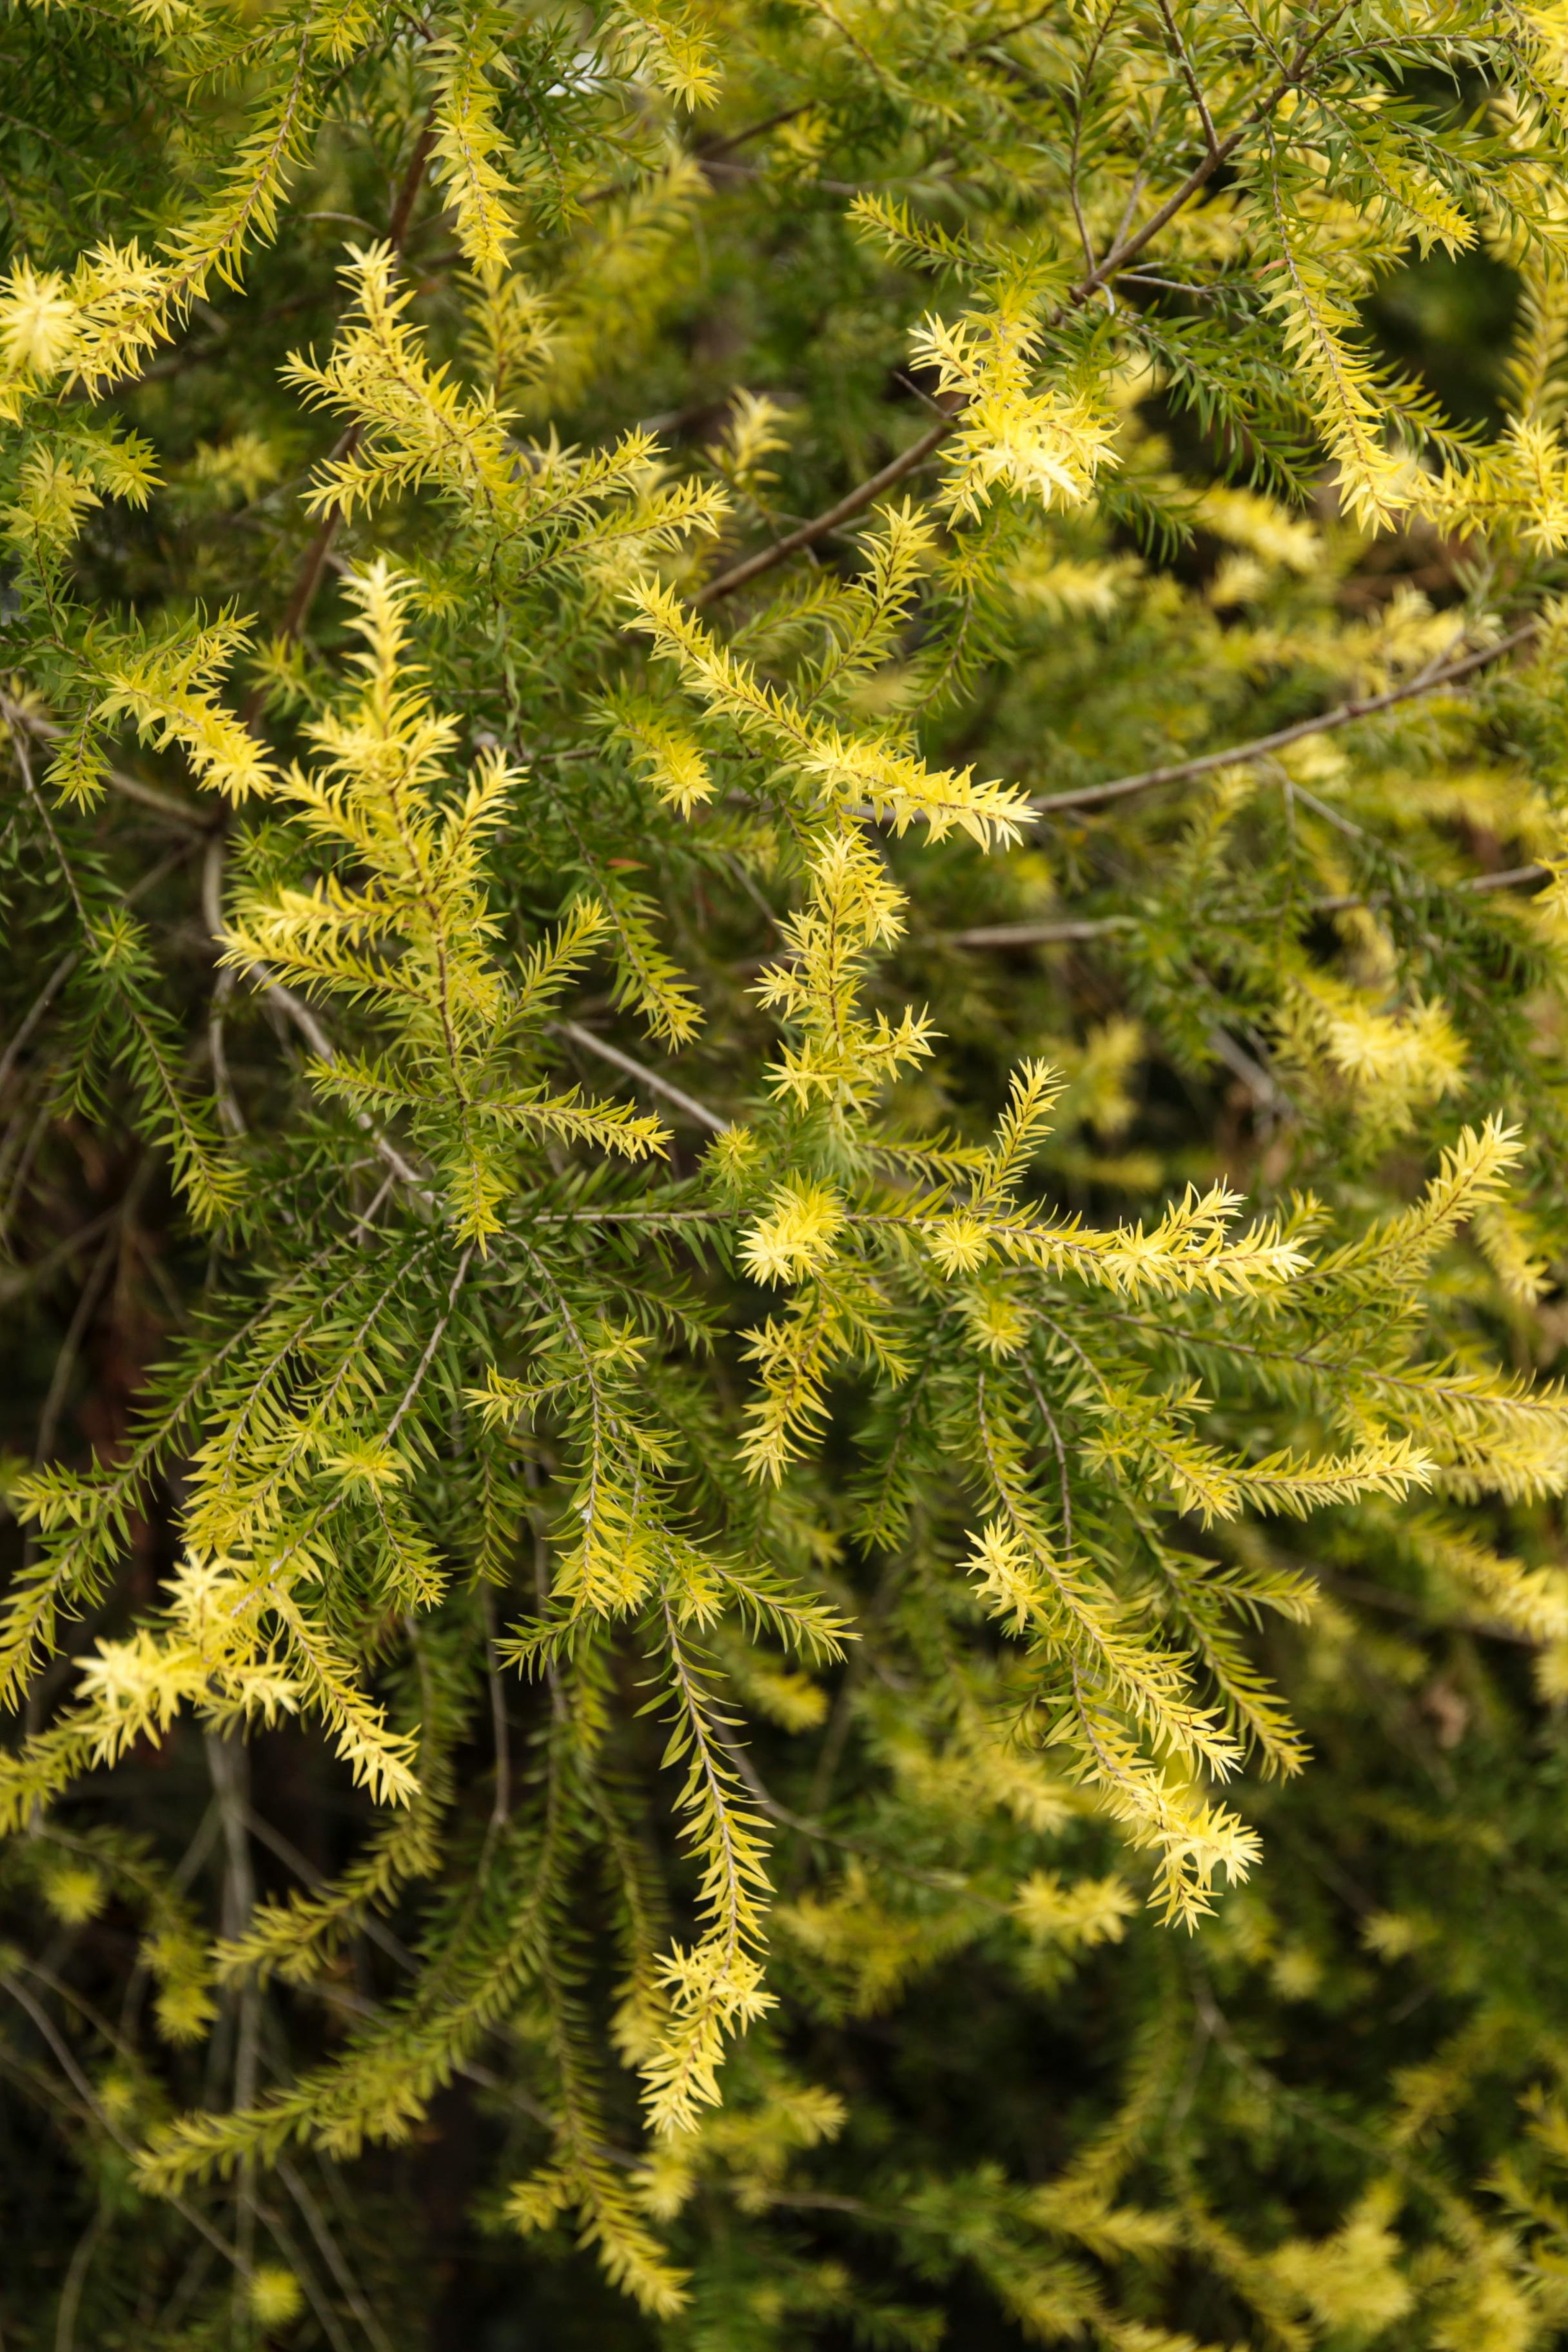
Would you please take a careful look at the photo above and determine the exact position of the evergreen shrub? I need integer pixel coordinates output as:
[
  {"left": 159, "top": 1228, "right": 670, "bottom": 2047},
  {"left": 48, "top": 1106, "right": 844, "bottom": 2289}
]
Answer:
[{"left": 6, "top": 4, "right": 1568, "bottom": 2344}]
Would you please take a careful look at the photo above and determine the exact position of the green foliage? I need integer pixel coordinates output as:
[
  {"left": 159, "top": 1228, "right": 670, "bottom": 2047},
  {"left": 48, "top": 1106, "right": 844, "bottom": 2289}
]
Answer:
[{"left": 8, "top": 3, "right": 1568, "bottom": 2346}]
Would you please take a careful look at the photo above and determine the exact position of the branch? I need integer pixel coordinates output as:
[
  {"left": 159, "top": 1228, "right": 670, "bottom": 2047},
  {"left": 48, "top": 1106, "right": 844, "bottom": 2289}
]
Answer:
[
  {"left": 250, "top": 2201, "right": 358, "bottom": 2352},
  {"left": 0, "top": 694, "right": 211, "bottom": 833},
  {"left": 205, "top": 1730, "right": 260, "bottom": 2325},
  {"left": 0, "top": 1965, "right": 248, "bottom": 2278},
  {"left": 1207, "top": 1023, "right": 1292, "bottom": 1115},
  {"left": 692, "top": 12, "right": 1356, "bottom": 606},
  {"left": 943, "top": 860, "right": 1553, "bottom": 951},
  {"left": 0, "top": 1208, "right": 119, "bottom": 1310},
  {"left": 275, "top": 2161, "right": 398, "bottom": 2352},
  {"left": 1028, "top": 622, "right": 1541, "bottom": 819},
  {"left": 1311, "top": 861, "right": 1549, "bottom": 916},
  {"left": 551, "top": 1018, "right": 730, "bottom": 1133},
  {"left": 1155, "top": 0, "right": 1219, "bottom": 161},
  {"left": 694, "top": 103, "right": 811, "bottom": 163},
  {"left": 0, "top": 842, "right": 195, "bottom": 1096},
  {"left": 384, "top": 1243, "right": 476, "bottom": 1441},
  {"left": 691, "top": 411, "right": 956, "bottom": 607},
  {"left": 944, "top": 914, "right": 1137, "bottom": 947},
  {"left": 220, "top": 937, "right": 437, "bottom": 1200}
]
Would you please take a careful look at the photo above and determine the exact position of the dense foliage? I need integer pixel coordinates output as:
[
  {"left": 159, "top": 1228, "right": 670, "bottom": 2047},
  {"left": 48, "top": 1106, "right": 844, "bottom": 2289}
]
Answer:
[{"left": 11, "top": 3, "right": 1568, "bottom": 2344}]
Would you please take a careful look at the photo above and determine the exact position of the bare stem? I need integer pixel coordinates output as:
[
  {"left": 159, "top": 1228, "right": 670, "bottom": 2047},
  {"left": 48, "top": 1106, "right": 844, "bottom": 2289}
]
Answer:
[
  {"left": 1028, "top": 622, "right": 1540, "bottom": 819},
  {"left": 552, "top": 1017, "right": 730, "bottom": 1133}
]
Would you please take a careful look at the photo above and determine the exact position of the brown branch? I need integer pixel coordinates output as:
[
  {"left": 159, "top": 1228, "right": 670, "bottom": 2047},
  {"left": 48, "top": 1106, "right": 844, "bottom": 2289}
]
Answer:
[
  {"left": 1155, "top": 0, "right": 1220, "bottom": 159},
  {"left": 691, "top": 411, "right": 956, "bottom": 606},
  {"left": 386, "top": 106, "right": 440, "bottom": 253},
  {"left": 270, "top": 460, "right": 358, "bottom": 654},
  {"left": 694, "top": 8, "right": 1356, "bottom": 606},
  {"left": 695, "top": 103, "right": 811, "bottom": 162},
  {"left": 1075, "top": 0, "right": 1357, "bottom": 300},
  {"left": 1028, "top": 622, "right": 1541, "bottom": 818},
  {"left": 944, "top": 859, "right": 1552, "bottom": 952},
  {"left": 944, "top": 914, "right": 1137, "bottom": 947}
]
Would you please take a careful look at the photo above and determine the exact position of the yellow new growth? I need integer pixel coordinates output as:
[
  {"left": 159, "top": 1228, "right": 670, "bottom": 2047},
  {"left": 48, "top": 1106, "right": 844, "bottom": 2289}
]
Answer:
[
  {"left": 222, "top": 562, "right": 668, "bottom": 1239},
  {"left": 429, "top": 18, "right": 520, "bottom": 280},
  {"left": 911, "top": 301, "right": 1121, "bottom": 519},
  {"left": 627, "top": 582, "right": 1032, "bottom": 843}
]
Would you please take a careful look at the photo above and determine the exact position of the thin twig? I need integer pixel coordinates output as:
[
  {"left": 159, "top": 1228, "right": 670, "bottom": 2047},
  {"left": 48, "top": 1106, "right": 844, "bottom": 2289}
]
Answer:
[
  {"left": 712, "top": 1718, "right": 1010, "bottom": 1913},
  {"left": 0, "top": 949, "right": 79, "bottom": 1098},
  {"left": 0, "top": 843, "right": 199, "bottom": 1097},
  {"left": 1206, "top": 1023, "right": 1291, "bottom": 1114},
  {"left": 1183, "top": 1959, "right": 1464, "bottom": 2216},
  {"left": 693, "top": 10, "right": 1356, "bottom": 605},
  {"left": 235, "top": 1810, "right": 563, "bottom": 2143},
  {"left": 275, "top": 2162, "right": 397, "bottom": 2352},
  {"left": 942, "top": 858, "right": 1552, "bottom": 950},
  {"left": 202, "top": 836, "right": 247, "bottom": 1139},
  {"left": 0, "top": 1209, "right": 119, "bottom": 1309},
  {"left": 222, "top": 946, "right": 435, "bottom": 1200},
  {"left": 383, "top": 1243, "right": 475, "bottom": 1442},
  {"left": 205, "top": 1732, "right": 259, "bottom": 2347},
  {"left": 0, "top": 1966, "right": 248, "bottom": 2276},
  {"left": 251, "top": 2201, "right": 358, "bottom": 2352},
  {"left": 694, "top": 103, "right": 812, "bottom": 162},
  {"left": 551, "top": 1018, "right": 730, "bottom": 1133},
  {"left": 33, "top": 1214, "right": 126, "bottom": 1464},
  {"left": 480, "top": 1586, "right": 512, "bottom": 1830},
  {"left": 53, "top": 2206, "right": 103, "bottom": 2352},
  {"left": 1, "top": 694, "right": 212, "bottom": 834},
  {"left": 692, "top": 411, "right": 955, "bottom": 605},
  {"left": 1028, "top": 623, "right": 1539, "bottom": 818},
  {"left": 1311, "top": 861, "right": 1549, "bottom": 915},
  {"left": 943, "top": 915, "right": 1138, "bottom": 947},
  {"left": 238, "top": 1805, "right": 416, "bottom": 1975},
  {"left": 1023, "top": 1363, "right": 1074, "bottom": 1550},
  {"left": 1155, "top": 0, "right": 1220, "bottom": 158}
]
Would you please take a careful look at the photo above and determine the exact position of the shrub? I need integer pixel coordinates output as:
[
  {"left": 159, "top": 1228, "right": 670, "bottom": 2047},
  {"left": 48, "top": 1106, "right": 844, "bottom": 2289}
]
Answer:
[{"left": 6, "top": 4, "right": 1568, "bottom": 2344}]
